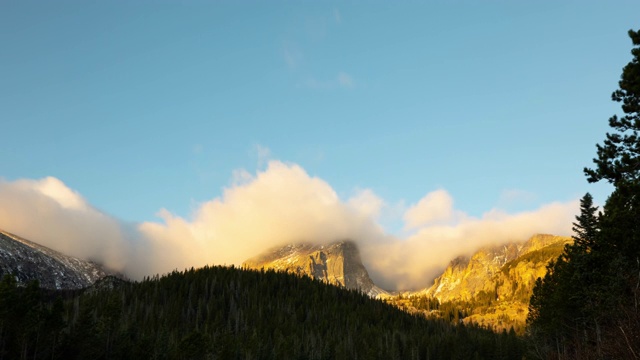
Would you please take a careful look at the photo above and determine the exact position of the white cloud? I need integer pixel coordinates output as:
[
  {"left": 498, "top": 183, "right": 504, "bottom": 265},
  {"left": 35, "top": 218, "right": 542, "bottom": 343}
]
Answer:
[
  {"left": 31, "top": 177, "right": 88, "bottom": 211},
  {"left": 0, "top": 163, "right": 579, "bottom": 291},
  {"left": 348, "top": 188, "right": 385, "bottom": 219},
  {"left": 403, "top": 189, "right": 455, "bottom": 230},
  {"left": 0, "top": 177, "right": 134, "bottom": 274},
  {"left": 366, "top": 199, "right": 577, "bottom": 290},
  {"left": 138, "top": 161, "right": 384, "bottom": 271}
]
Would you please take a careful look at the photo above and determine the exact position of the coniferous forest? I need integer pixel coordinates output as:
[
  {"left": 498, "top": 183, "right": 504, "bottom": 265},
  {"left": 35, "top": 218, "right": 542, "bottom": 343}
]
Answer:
[
  {"left": 527, "top": 29, "right": 640, "bottom": 359},
  {"left": 0, "top": 266, "right": 523, "bottom": 360}
]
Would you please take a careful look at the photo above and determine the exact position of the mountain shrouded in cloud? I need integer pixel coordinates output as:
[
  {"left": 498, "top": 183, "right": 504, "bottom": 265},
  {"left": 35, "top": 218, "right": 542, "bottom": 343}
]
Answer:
[{"left": 0, "top": 161, "right": 578, "bottom": 290}]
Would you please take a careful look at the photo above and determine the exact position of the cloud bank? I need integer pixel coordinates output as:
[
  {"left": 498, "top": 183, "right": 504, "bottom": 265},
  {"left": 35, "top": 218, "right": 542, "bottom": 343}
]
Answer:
[{"left": 0, "top": 162, "right": 578, "bottom": 290}]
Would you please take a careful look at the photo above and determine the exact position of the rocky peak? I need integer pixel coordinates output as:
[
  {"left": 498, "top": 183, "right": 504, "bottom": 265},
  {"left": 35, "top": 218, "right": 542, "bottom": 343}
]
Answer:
[{"left": 242, "top": 241, "right": 388, "bottom": 297}]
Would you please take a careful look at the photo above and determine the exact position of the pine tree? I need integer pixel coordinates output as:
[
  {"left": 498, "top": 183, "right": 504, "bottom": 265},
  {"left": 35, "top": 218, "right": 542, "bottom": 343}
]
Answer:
[
  {"left": 571, "top": 193, "right": 599, "bottom": 252},
  {"left": 585, "top": 29, "right": 640, "bottom": 186},
  {"left": 528, "top": 29, "right": 640, "bottom": 359}
]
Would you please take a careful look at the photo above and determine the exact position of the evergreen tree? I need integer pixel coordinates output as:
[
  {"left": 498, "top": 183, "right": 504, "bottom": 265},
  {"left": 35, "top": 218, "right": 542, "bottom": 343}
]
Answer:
[
  {"left": 585, "top": 30, "right": 640, "bottom": 186},
  {"left": 571, "top": 193, "right": 599, "bottom": 252},
  {"left": 528, "top": 29, "right": 640, "bottom": 359}
]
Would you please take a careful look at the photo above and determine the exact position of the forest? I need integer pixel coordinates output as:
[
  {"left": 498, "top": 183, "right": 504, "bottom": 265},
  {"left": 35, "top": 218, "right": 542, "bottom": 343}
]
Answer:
[{"left": 0, "top": 266, "right": 523, "bottom": 360}]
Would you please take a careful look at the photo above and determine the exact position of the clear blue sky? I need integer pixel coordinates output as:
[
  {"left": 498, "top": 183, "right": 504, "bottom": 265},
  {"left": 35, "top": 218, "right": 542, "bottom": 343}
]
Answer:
[{"left": 1, "top": 1, "right": 637, "bottom": 229}]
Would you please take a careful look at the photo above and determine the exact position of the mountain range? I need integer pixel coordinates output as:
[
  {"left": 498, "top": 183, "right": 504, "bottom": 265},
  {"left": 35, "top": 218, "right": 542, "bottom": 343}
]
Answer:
[
  {"left": 241, "top": 234, "right": 571, "bottom": 331},
  {"left": 0, "top": 226, "right": 569, "bottom": 330}
]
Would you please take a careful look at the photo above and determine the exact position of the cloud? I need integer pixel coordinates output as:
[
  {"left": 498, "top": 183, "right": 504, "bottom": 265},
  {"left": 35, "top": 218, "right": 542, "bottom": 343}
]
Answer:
[
  {"left": 253, "top": 144, "right": 272, "bottom": 167},
  {"left": 283, "top": 43, "right": 303, "bottom": 69},
  {"left": 0, "top": 177, "right": 136, "bottom": 274},
  {"left": 403, "top": 189, "right": 455, "bottom": 230},
  {"left": 348, "top": 189, "right": 385, "bottom": 219},
  {"left": 31, "top": 177, "right": 88, "bottom": 211},
  {"left": 192, "top": 144, "right": 203, "bottom": 155},
  {"left": 337, "top": 72, "right": 354, "bottom": 88},
  {"left": 334, "top": 9, "right": 342, "bottom": 24},
  {"left": 496, "top": 189, "right": 537, "bottom": 210},
  {"left": 0, "top": 162, "right": 579, "bottom": 291},
  {"left": 365, "top": 200, "right": 577, "bottom": 290},
  {"left": 302, "top": 72, "right": 356, "bottom": 90},
  {"left": 138, "top": 161, "right": 384, "bottom": 272}
]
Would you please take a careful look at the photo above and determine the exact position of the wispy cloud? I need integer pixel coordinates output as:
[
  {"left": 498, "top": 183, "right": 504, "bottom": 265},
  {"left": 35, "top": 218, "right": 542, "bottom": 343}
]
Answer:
[
  {"left": 302, "top": 72, "right": 356, "bottom": 90},
  {"left": 252, "top": 144, "right": 272, "bottom": 168},
  {"left": 337, "top": 72, "right": 355, "bottom": 88},
  {"left": 192, "top": 144, "right": 203, "bottom": 155},
  {"left": 283, "top": 43, "right": 303, "bottom": 69},
  {"left": 333, "top": 8, "right": 342, "bottom": 24},
  {"left": 497, "top": 189, "right": 537, "bottom": 209},
  {"left": 282, "top": 9, "right": 356, "bottom": 89}
]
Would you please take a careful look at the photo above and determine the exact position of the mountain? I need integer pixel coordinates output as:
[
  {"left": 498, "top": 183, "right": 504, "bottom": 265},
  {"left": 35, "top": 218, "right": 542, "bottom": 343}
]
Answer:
[
  {"left": 424, "top": 234, "right": 570, "bottom": 302},
  {"left": 242, "top": 241, "right": 390, "bottom": 297},
  {"left": 401, "top": 234, "right": 572, "bottom": 331},
  {"left": 0, "top": 228, "right": 113, "bottom": 289}
]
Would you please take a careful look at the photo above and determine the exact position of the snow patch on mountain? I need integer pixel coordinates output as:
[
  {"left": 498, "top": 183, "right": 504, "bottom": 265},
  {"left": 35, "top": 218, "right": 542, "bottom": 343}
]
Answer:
[{"left": 0, "top": 229, "right": 113, "bottom": 289}]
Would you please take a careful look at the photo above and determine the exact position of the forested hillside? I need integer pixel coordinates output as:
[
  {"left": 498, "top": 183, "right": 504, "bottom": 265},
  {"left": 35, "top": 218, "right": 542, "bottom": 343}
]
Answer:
[{"left": 0, "top": 266, "right": 523, "bottom": 360}]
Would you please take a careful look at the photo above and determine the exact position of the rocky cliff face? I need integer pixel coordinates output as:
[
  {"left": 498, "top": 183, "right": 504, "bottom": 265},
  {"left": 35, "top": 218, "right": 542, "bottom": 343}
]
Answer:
[
  {"left": 409, "top": 234, "right": 572, "bottom": 331},
  {"left": 0, "top": 229, "right": 113, "bottom": 289},
  {"left": 242, "top": 241, "right": 389, "bottom": 297},
  {"left": 423, "top": 234, "right": 571, "bottom": 303}
]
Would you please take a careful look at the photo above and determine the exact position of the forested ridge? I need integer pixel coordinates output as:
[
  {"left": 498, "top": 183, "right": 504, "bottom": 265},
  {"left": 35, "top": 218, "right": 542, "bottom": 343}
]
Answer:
[{"left": 0, "top": 265, "right": 523, "bottom": 360}]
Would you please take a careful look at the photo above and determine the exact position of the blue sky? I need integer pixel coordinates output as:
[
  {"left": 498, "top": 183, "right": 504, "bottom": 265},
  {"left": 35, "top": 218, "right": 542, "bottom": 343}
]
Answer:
[{"left": 1, "top": 1, "right": 636, "bottom": 230}]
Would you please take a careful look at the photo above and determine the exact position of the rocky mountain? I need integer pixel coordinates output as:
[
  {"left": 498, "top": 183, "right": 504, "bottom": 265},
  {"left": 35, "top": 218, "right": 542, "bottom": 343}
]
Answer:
[
  {"left": 242, "top": 241, "right": 390, "bottom": 297},
  {"left": 424, "top": 234, "right": 571, "bottom": 302},
  {"left": 402, "top": 234, "right": 572, "bottom": 331},
  {"left": 0, "top": 228, "right": 113, "bottom": 289}
]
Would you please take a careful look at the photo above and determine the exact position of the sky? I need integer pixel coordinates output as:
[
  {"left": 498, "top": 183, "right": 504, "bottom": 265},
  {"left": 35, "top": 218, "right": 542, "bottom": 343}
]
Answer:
[{"left": 0, "top": 2, "right": 638, "bottom": 290}]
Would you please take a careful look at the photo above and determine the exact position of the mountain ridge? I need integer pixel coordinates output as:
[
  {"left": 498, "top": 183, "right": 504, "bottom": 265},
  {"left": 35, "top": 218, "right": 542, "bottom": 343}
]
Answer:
[
  {"left": 422, "top": 234, "right": 571, "bottom": 302},
  {"left": 390, "top": 233, "right": 573, "bottom": 331},
  {"left": 0, "top": 228, "right": 114, "bottom": 289}
]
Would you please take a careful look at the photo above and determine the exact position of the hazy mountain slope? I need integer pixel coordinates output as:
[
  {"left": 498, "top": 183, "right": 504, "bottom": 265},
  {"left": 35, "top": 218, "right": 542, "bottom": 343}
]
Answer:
[
  {"left": 0, "top": 229, "right": 112, "bottom": 289},
  {"left": 394, "top": 234, "right": 572, "bottom": 332},
  {"left": 242, "top": 241, "right": 390, "bottom": 297},
  {"left": 424, "top": 234, "right": 571, "bottom": 302}
]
